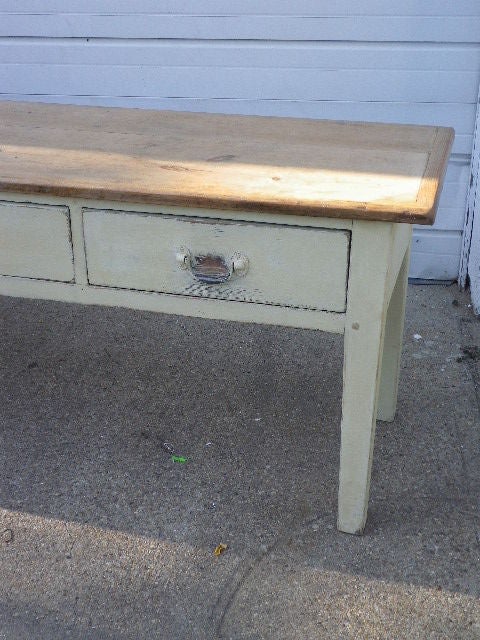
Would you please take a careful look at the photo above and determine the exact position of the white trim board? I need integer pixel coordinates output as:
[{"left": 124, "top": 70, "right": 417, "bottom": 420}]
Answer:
[{"left": 459, "top": 81, "right": 480, "bottom": 311}]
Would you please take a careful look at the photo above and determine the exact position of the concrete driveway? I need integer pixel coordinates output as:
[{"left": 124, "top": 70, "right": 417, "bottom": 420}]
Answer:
[{"left": 0, "top": 284, "right": 479, "bottom": 639}]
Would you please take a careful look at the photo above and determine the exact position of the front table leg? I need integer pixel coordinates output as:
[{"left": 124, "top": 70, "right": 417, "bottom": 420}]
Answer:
[{"left": 337, "top": 221, "right": 409, "bottom": 534}]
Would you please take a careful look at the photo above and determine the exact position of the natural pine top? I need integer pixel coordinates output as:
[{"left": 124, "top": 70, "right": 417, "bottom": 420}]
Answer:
[{"left": 0, "top": 101, "right": 454, "bottom": 224}]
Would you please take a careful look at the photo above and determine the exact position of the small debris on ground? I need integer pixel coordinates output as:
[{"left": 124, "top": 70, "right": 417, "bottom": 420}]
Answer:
[
  {"left": 162, "top": 442, "right": 176, "bottom": 455},
  {"left": 413, "top": 334, "right": 422, "bottom": 341},
  {"left": 2, "top": 529, "right": 14, "bottom": 543},
  {"left": 457, "top": 345, "right": 480, "bottom": 362},
  {"left": 214, "top": 543, "right": 228, "bottom": 557},
  {"left": 171, "top": 455, "right": 188, "bottom": 463}
]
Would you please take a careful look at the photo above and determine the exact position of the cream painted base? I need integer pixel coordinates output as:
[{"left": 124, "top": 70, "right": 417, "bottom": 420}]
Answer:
[
  {"left": 338, "top": 221, "right": 411, "bottom": 534},
  {"left": 0, "top": 192, "right": 412, "bottom": 535}
]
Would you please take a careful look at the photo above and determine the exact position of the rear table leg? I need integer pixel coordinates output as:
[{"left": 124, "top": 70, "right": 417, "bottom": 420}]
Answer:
[{"left": 377, "top": 246, "right": 411, "bottom": 422}]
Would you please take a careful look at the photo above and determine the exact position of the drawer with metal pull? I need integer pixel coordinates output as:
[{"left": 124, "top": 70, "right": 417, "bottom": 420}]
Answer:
[{"left": 82, "top": 208, "right": 350, "bottom": 312}]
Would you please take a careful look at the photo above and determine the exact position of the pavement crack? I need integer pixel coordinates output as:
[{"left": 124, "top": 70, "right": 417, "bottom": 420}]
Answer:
[{"left": 211, "top": 513, "right": 328, "bottom": 639}]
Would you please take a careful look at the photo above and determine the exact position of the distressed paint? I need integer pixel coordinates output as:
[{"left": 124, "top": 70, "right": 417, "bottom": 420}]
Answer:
[
  {"left": 385, "top": 223, "right": 412, "bottom": 303},
  {"left": 338, "top": 221, "right": 398, "bottom": 534},
  {"left": 0, "top": 272, "right": 346, "bottom": 334},
  {"left": 0, "top": 192, "right": 348, "bottom": 333},
  {"left": 0, "top": 191, "right": 415, "bottom": 532},
  {"left": 0, "top": 200, "right": 74, "bottom": 282},
  {"left": 82, "top": 209, "right": 350, "bottom": 313}
]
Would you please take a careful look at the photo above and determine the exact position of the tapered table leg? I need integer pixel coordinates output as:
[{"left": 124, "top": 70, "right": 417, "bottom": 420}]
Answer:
[{"left": 338, "top": 221, "right": 410, "bottom": 534}]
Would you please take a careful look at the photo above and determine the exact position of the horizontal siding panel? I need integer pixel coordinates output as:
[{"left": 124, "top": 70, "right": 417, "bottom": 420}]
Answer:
[
  {"left": 438, "top": 182, "right": 469, "bottom": 210},
  {"left": 0, "top": 41, "right": 478, "bottom": 74},
  {"left": 409, "top": 253, "right": 460, "bottom": 280},
  {"left": 410, "top": 229, "right": 461, "bottom": 279},
  {"left": 1, "top": 65, "right": 476, "bottom": 103},
  {"left": 0, "top": 95, "right": 472, "bottom": 132},
  {"left": 443, "top": 160, "right": 472, "bottom": 183},
  {"left": 420, "top": 207, "right": 466, "bottom": 231},
  {"left": 2, "top": 1, "right": 480, "bottom": 16},
  {"left": 412, "top": 230, "right": 462, "bottom": 255},
  {"left": 1, "top": 41, "right": 479, "bottom": 72},
  {"left": 0, "top": 95, "right": 471, "bottom": 131},
  {"left": 1, "top": 15, "right": 479, "bottom": 42}
]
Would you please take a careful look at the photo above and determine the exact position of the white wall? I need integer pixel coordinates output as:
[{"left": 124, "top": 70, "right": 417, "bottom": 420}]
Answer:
[{"left": 1, "top": 0, "right": 479, "bottom": 279}]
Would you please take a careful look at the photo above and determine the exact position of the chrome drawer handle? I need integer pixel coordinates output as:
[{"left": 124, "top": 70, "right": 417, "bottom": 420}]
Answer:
[{"left": 176, "top": 247, "right": 249, "bottom": 284}]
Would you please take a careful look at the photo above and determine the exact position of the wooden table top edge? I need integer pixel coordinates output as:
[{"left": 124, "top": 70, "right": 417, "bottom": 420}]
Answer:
[{"left": 0, "top": 100, "right": 455, "bottom": 226}]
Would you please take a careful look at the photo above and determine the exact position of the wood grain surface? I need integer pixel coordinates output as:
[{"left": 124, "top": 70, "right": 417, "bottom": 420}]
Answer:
[{"left": 0, "top": 101, "right": 453, "bottom": 224}]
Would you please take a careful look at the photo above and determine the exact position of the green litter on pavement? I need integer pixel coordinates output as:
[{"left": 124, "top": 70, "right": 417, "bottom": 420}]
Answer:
[{"left": 171, "top": 455, "right": 188, "bottom": 463}]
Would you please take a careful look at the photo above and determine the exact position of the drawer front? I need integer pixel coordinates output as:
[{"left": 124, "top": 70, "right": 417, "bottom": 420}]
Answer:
[
  {"left": 0, "top": 200, "right": 74, "bottom": 282},
  {"left": 83, "top": 209, "right": 349, "bottom": 312}
]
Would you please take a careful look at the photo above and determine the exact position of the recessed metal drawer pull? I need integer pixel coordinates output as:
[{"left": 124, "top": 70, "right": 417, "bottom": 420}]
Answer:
[{"left": 175, "top": 247, "right": 249, "bottom": 284}]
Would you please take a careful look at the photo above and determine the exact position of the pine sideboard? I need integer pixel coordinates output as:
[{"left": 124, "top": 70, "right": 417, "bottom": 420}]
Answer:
[{"left": 0, "top": 101, "right": 453, "bottom": 533}]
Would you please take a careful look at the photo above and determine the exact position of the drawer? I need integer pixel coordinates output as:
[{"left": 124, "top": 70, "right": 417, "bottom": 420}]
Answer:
[
  {"left": 0, "top": 200, "right": 74, "bottom": 282},
  {"left": 83, "top": 209, "right": 350, "bottom": 312}
]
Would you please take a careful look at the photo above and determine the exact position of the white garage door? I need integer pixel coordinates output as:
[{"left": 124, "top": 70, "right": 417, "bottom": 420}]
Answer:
[{"left": 1, "top": 0, "right": 479, "bottom": 279}]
